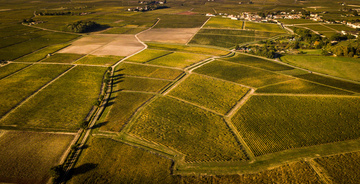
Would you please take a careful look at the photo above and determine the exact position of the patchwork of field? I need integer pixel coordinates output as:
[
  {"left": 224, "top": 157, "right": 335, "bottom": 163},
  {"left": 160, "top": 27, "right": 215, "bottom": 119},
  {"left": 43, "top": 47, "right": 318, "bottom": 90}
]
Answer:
[
  {"left": 137, "top": 28, "right": 199, "bottom": 44},
  {"left": 244, "top": 22, "right": 286, "bottom": 33},
  {"left": 147, "top": 52, "right": 210, "bottom": 68},
  {"left": 204, "top": 17, "right": 244, "bottom": 29},
  {"left": 0, "top": 63, "right": 30, "bottom": 79},
  {"left": 126, "top": 49, "right": 172, "bottom": 63},
  {"left": 0, "top": 131, "right": 74, "bottom": 184},
  {"left": 147, "top": 43, "right": 229, "bottom": 56},
  {"left": 59, "top": 34, "right": 144, "bottom": 56},
  {"left": 231, "top": 96, "right": 360, "bottom": 156}
]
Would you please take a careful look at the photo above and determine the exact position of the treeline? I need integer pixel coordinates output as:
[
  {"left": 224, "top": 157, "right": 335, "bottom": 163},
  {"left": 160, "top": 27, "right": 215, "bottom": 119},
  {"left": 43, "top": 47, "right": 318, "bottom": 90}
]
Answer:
[
  {"left": 67, "top": 21, "right": 102, "bottom": 33},
  {"left": 328, "top": 43, "right": 360, "bottom": 57}
]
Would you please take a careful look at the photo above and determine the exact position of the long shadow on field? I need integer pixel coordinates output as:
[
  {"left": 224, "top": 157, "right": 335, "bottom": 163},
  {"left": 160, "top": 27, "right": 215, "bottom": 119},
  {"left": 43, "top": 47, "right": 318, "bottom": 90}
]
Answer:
[
  {"left": 91, "top": 121, "right": 108, "bottom": 129},
  {"left": 65, "top": 163, "right": 98, "bottom": 182}
]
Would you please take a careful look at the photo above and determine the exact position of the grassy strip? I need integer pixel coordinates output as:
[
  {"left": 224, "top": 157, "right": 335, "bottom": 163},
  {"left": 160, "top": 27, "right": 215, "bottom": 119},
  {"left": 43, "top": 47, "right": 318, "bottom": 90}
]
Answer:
[
  {"left": 0, "top": 131, "right": 74, "bottom": 184},
  {"left": 41, "top": 53, "right": 85, "bottom": 63},
  {"left": 168, "top": 74, "right": 249, "bottom": 114},
  {"left": 146, "top": 43, "right": 229, "bottom": 56},
  {"left": 126, "top": 49, "right": 172, "bottom": 63},
  {"left": 194, "top": 60, "right": 293, "bottom": 87},
  {"left": 256, "top": 79, "right": 353, "bottom": 95},
  {"left": 148, "top": 52, "right": 210, "bottom": 68},
  {"left": 0, "top": 63, "right": 30, "bottom": 79},
  {"left": 128, "top": 96, "right": 247, "bottom": 162},
  {"left": 231, "top": 96, "right": 360, "bottom": 156},
  {"left": 116, "top": 63, "right": 183, "bottom": 80},
  {"left": 0, "top": 66, "right": 106, "bottom": 130},
  {"left": 0, "top": 64, "right": 72, "bottom": 117},
  {"left": 15, "top": 43, "right": 70, "bottom": 62},
  {"left": 74, "top": 55, "right": 123, "bottom": 66}
]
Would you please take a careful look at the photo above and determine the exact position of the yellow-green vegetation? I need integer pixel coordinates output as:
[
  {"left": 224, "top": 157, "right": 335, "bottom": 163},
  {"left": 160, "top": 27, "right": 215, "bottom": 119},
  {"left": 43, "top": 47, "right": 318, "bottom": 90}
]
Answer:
[
  {"left": 41, "top": 53, "right": 85, "bottom": 63},
  {"left": 277, "top": 68, "right": 310, "bottom": 76},
  {"left": 281, "top": 55, "right": 360, "bottom": 81},
  {"left": 117, "top": 63, "right": 183, "bottom": 80},
  {"left": 296, "top": 73, "right": 360, "bottom": 93},
  {"left": 129, "top": 97, "right": 247, "bottom": 162},
  {"left": 0, "top": 64, "right": 71, "bottom": 117},
  {"left": 297, "top": 24, "right": 334, "bottom": 32},
  {"left": 194, "top": 60, "right": 293, "bottom": 87},
  {"left": 189, "top": 34, "right": 261, "bottom": 48},
  {"left": 99, "top": 92, "right": 154, "bottom": 132},
  {"left": 245, "top": 22, "right": 286, "bottom": 32},
  {"left": 224, "top": 53, "right": 294, "bottom": 71},
  {"left": 168, "top": 74, "right": 249, "bottom": 114},
  {"left": 14, "top": 43, "right": 70, "bottom": 62},
  {"left": 278, "top": 19, "right": 316, "bottom": 24},
  {"left": 0, "top": 66, "right": 106, "bottom": 130},
  {"left": 325, "top": 24, "right": 356, "bottom": 31},
  {"left": 118, "top": 77, "right": 171, "bottom": 92},
  {"left": 315, "top": 151, "right": 360, "bottom": 184},
  {"left": 231, "top": 96, "right": 360, "bottom": 156},
  {"left": 126, "top": 49, "right": 172, "bottom": 63},
  {"left": 256, "top": 79, "right": 353, "bottom": 95},
  {"left": 68, "top": 137, "right": 176, "bottom": 184},
  {"left": 146, "top": 43, "right": 229, "bottom": 56},
  {"left": 0, "top": 63, "right": 30, "bottom": 79},
  {"left": 74, "top": 55, "right": 123, "bottom": 66},
  {"left": 148, "top": 52, "right": 210, "bottom": 68},
  {"left": 204, "top": 17, "right": 244, "bottom": 29},
  {"left": 0, "top": 131, "right": 74, "bottom": 184}
]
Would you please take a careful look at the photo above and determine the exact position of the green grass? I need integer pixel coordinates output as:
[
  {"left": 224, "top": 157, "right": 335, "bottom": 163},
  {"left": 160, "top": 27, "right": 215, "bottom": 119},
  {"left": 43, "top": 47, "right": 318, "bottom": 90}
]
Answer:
[
  {"left": 298, "top": 24, "right": 334, "bottom": 32},
  {"left": 245, "top": 22, "right": 286, "bottom": 33},
  {"left": 224, "top": 53, "right": 294, "bottom": 71},
  {"left": 14, "top": 43, "right": 70, "bottom": 62},
  {"left": 277, "top": 68, "right": 310, "bottom": 76},
  {"left": 204, "top": 17, "right": 244, "bottom": 29},
  {"left": 256, "top": 79, "right": 353, "bottom": 95},
  {"left": 68, "top": 137, "right": 176, "bottom": 184},
  {"left": 146, "top": 43, "right": 229, "bottom": 56},
  {"left": 194, "top": 60, "right": 293, "bottom": 87},
  {"left": 0, "top": 131, "right": 74, "bottom": 184},
  {"left": 154, "top": 14, "right": 209, "bottom": 28},
  {"left": 189, "top": 34, "right": 261, "bottom": 48},
  {"left": 148, "top": 52, "right": 210, "bottom": 68},
  {"left": 315, "top": 151, "right": 360, "bottom": 184},
  {"left": 0, "top": 66, "right": 106, "bottom": 130},
  {"left": 126, "top": 49, "right": 172, "bottom": 63},
  {"left": 0, "top": 63, "right": 30, "bottom": 79},
  {"left": 278, "top": 19, "right": 317, "bottom": 24},
  {"left": 129, "top": 97, "right": 247, "bottom": 162},
  {"left": 325, "top": 24, "right": 356, "bottom": 31},
  {"left": 41, "top": 53, "right": 84, "bottom": 63},
  {"left": 74, "top": 55, "right": 123, "bottom": 66},
  {"left": 0, "top": 64, "right": 72, "bottom": 117},
  {"left": 116, "top": 63, "right": 183, "bottom": 80},
  {"left": 118, "top": 77, "right": 171, "bottom": 92},
  {"left": 296, "top": 73, "right": 360, "bottom": 93},
  {"left": 281, "top": 55, "right": 360, "bottom": 82},
  {"left": 99, "top": 92, "right": 154, "bottom": 132},
  {"left": 102, "top": 27, "right": 148, "bottom": 34},
  {"left": 169, "top": 74, "right": 249, "bottom": 114},
  {"left": 231, "top": 96, "right": 360, "bottom": 156}
]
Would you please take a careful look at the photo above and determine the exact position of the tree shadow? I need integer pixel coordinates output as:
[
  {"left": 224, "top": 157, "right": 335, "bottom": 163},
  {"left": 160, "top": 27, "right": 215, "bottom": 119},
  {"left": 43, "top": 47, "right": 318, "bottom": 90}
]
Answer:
[
  {"left": 91, "top": 121, "right": 108, "bottom": 129},
  {"left": 64, "top": 163, "right": 98, "bottom": 182}
]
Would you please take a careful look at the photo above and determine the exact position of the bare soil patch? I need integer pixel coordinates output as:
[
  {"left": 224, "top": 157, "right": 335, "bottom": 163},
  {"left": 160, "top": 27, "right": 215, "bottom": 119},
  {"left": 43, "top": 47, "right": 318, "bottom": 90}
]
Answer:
[
  {"left": 138, "top": 28, "right": 199, "bottom": 44},
  {"left": 59, "top": 34, "right": 144, "bottom": 56}
]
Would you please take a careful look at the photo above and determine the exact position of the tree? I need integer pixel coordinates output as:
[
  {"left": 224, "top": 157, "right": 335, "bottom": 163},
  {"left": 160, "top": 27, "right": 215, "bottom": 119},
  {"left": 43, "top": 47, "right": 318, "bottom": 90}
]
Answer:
[
  {"left": 79, "top": 120, "right": 89, "bottom": 129},
  {"left": 49, "top": 165, "right": 64, "bottom": 180}
]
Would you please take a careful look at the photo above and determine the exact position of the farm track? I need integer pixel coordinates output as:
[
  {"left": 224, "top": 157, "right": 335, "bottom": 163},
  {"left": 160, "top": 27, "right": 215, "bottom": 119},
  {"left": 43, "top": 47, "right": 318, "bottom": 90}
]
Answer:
[
  {"left": 225, "top": 88, "right": 255, "bottom": 118},
  {"left": 253, "top": 93, "right": 358, "bottom": 97},
  {"left": 0, "top": 63, "right": 34, "bottom": 81},
  {"left": 0, "top": 65, "right": 76, "bottom": 123},
  {"left": 307, "top": 159, "right": 333, "bottom": 184},
  {"left": 186, "top": 17, "right": 210, "bottom": 45}
]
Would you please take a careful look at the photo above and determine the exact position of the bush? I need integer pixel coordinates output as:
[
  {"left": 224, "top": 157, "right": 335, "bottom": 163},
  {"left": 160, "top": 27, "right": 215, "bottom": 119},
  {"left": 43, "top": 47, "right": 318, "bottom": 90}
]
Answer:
[{"left": 67, "top": 21, "right": 102, "bottom": 33}]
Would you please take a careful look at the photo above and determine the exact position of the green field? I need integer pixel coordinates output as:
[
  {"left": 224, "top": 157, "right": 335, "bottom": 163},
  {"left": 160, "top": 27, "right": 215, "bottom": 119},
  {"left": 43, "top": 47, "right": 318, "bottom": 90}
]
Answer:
[
  {"left": 325, "top": 24, "right": 356, "bottom": 31},
  {"left": 315, "top": 151, "right": 360, "bottom": 184},
  {"left": 0, "top": 64, "right": 71, "bottom": 117},
  {"left": 245, "top": 22, "right": 285, "bottom": 33},
  {"left": 278, "top": 19, "right": 317, "bottom": 24},
  {"left": 256, "top": 79, "right": 353, "bottom": 95},
  {"left": 148, "top": 52, "right": 210, "bottom": 68},
  {"left": 168, "top": 74, "right": 249, "bottom": 114},
  {"left": 41, "top": 53, "right": 85, "bottom": 63},
  {"left": 154, "top": 14, "right": 209, "bottom": 28},
  {"left": 194, "top": 60, "right": 293, "bottom": 87},
  {"left": 0, "top": 63, "right": 30, "bottom": 79},
  {"left": 146, "top": 43, "right": 229, "bottom": 56},
  {"left": 129, "top": 97, "right": 247, "bottom": 162},
  {"left": 74, "top": 55, "right": 123, "bottom": 66},
  {"left": 281, "top": 55, "right": 360, "bottom": 81},
  {"left": 126, "top": 49, "right": 172, "bottom": 63},
  {"left": 204, "top": 17, "right": 244, "bottom": 29},
  {"left": 116, "top": 63, "right": 183, "bottom": 80},
  {"left": 223, "top": 53, "right": 294, "bottom": 71},
  {"left": 298, "top": 24, "right": 333, "bottom": 32},
  {"left": 189, "top": 34, "right": 261, "bottom": 48},
  {"left": 197, "top": 29, "right": 282, "bottom": 38},
  {"left": 15, "top": 43, "right": 70, "bottom": 62},
  {"left": 232, "top": 96, "right": 360, "bottom": 156},
  {"left": 0, "top": 66, "right": 106, "bottom": 130},
  {"left": 0, "top": 131, "right": 73, "bottom": 184},
  {"left": 99, "top": 92, "right": 154, "bottom": 132},
  {"left": 118, "top": 77, "right": 171, "bottom": 92}
]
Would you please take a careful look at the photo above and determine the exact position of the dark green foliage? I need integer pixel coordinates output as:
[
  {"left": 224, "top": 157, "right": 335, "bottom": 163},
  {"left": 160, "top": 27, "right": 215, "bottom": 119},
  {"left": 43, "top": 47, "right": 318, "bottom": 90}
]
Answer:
[
  {"left": 49, "top": 165, "right": 64, "bottom": 180},
  {"left": 67, "top": 21, "right": 102, "bottom": 33}
]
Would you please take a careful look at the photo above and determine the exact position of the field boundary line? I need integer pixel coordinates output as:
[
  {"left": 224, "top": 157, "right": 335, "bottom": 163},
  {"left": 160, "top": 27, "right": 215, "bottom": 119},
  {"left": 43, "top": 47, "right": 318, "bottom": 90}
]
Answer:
[
  {"left": 253, "top": 93, "right": 359, "bottom": 98},
  {"left": 256, "top": 78, "right": 298, "bottom": 89},
  {"left": 0, "top": 63, "right": 33, "bottom": 81},
  {"left": 194, "top": 73, "right": 255, "bottom": 89},
  {"left": 161, "top": 73, "right": 189, "bottom": 95},
  {"left": 186, "top": 17, "right": 211, "bottom": 45},
  {"left": 123, "top": 75, "right": 174, "bottom": 81},
  {"left": 225, "top": 88, "right": 254, "bottom": 118},
  {"left": 224, "top": 117, "right": 255, "bottom": 162},
  {"left": 0, "top": 65, "right": 76, "bottom": 122},
  {"left": 23, "top": 24, "right": 83, "bottom": 35},
  {"left": 142, "top": 51, "right": 174, "bottom": 64},
  {"left": 123, "top": 61, "right": 184, "bottom": 70},
  {"left": 120, "top": 90, "right": 158, "bottom": 95},
  {"left": 11, "top": 61, "right": 109, "bottom": 67},
  {"left": 186, "top": 58, "right": 214, "bottom": 72},
  {"left": 307, "top": 159, "right": 334, "bottom": 184}
]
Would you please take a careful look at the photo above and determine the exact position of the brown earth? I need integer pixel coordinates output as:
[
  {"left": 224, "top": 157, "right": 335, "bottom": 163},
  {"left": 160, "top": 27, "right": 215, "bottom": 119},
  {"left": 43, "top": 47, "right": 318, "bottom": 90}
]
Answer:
[{"left": 137, "top": 28, "right": 200, "bottom": 44}]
